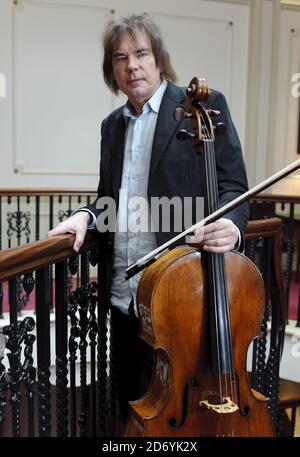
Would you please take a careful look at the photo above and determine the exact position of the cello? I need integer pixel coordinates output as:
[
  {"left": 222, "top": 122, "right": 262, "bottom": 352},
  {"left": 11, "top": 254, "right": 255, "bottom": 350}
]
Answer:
[{"left": 124, "top": 77, "right": 283, "bottom": 437}]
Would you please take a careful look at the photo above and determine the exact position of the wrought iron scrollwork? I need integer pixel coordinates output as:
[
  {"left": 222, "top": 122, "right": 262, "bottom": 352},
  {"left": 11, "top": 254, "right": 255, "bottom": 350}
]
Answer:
[
  {"left": 1, "top": 317, "right": 36, "bottom": 436},
  {"left": 68, "top": 282, "right": 98, "bottom": 436},
  {"left": 89, "top": 249, "right": 99, "bottom": 267},
  {"left": 7, "top": 211, "right": 31, "bottom": 245},
  {"left": 0, "top": 332, "right": 10, "bottom": 429},
  {"left": 22, "top": 273, "right": 35, "bottom": 296},
  {"left": 58, "top": 209, "right": 72, "bottom": 222},
  {"left": 97, "top": 317, "right": 108, "bottom": 435},
  {"left": 68, "top": 256, "right": 79, "bottom": 276},
  {"left": 245, "top": 237, "right": 265, "bottom": 268},
  {"left": 0, "top": 284, "right": 4, "bottom": 319},
  {"left": 12, "top": 273, "right": 36, "bottom": 314}
]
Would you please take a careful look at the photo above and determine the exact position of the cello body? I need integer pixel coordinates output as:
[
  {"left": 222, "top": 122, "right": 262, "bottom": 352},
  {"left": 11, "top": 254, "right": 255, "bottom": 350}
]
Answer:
[
  {"left": 124, "top": 246, "right": 274, "bottom": 437},
  {"left": 124, "top": 77, "right": 275, "bottom": 437}
]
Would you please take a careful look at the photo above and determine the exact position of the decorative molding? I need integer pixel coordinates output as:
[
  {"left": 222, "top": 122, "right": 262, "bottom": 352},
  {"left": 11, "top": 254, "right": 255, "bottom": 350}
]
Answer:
[
  {"left": 12, "top": 0, "right": 115, "bottom": 8},
  {"left": 13, "top": 162, "right": 99, "bottom": 175},
  {"left": 0, "top": 73, "right": 6, "bottom": 98},
  {"left": 281, "top": 5, "right": 300, "bottom": 11},
  {"left": 285, "top": 27, "right": 300, "bottom": 159},
  {"left": 199, "top": 0, "right": 300, "bottom": 10},
  {"left": 149, "top": 10, "right": 235, "bottom": 104},
  {"left": 11, "top": 0, "right": 112, "bottom": 176},
  {"left": 148, "top": 10, "right": 234, "bottom": 27},
  {"left": 266, "top": 0, "right": 281, "bottom": 175},
  {"left": 281, "top": 0, "right": 300, "bottom": 11},
  {"left": 225, "top": 20, "right": 234, "bottom": 104},
  {"left": 203, "top": 0, "right": 250, "bottom": 5},
  {"left": 243, "top": 0, "right": 263, "bottom": 186}
]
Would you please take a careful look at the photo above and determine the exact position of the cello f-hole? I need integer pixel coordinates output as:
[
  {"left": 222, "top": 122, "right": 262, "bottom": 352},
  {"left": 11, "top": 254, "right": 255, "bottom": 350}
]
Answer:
[
  {"left": 168, "top": 379, "right": 199, "bottom": 429},
  {"left": 242, "top": 405, "right": 251, "bottom": 417}
]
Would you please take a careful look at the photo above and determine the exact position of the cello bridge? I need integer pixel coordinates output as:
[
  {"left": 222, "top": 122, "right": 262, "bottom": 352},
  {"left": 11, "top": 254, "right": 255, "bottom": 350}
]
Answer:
[{"left": 199, "top": 397, "right": 239, "bottom": 414}]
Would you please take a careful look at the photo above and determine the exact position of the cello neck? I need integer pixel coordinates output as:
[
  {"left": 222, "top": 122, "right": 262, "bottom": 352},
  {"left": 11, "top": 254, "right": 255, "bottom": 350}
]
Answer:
[{"left": 202, "top": 139, "right": 234, "bottom": 374}]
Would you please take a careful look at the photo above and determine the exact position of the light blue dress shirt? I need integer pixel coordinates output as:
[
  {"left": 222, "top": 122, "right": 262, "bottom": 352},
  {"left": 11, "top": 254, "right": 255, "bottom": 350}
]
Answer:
[{"left": 110, "top": 80, "right": 168, "bottom": 315}]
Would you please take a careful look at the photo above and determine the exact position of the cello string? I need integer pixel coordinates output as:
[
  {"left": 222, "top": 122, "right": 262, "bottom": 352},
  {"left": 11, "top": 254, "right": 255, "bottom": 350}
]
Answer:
[
  {"left": 207, "top": 139, "right": 238, "bottom": 434},
  {"left": 203, "top": 137, "right": 225, "bottom": 415},
  {"left": 210, "top": 138, "right": 234, "bottom": 407},
  {"left": 203, "top": 118, "right": 238, "bottom": 435},
  {"left": 213, "top": 140, "right": 239, "bottom": 417},
  {"left": 207, "top": 139, "right": 237, "bottom": 438},
  {"left": 206, "top": 137, "right": 238, "bottom": 419}
]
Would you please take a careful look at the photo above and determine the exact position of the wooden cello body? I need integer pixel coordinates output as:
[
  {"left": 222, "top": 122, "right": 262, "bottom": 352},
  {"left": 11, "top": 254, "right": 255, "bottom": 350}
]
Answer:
[
  {"left": 124, "top": 77, "right": 275, "bottom": 437},
  {"left": 125, "top": 247, "right": 274, "bottom": 437}
]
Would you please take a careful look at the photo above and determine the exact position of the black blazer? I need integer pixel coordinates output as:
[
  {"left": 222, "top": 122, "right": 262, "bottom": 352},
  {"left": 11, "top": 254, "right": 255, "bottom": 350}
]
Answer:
[{"left": 87, "top": 82, "right": 249, "bottom": 305}]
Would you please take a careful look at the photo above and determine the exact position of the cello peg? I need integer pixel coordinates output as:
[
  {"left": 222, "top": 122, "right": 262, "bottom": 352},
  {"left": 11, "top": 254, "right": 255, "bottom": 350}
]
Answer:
[
  {"left": 174, "top": 107, "right": 192, "bottom": 122},
  {"left": 213, "top": 122, "right": 226, "bottom": 135},
  {"left": 176, "top": 129, "right": 196, "bottom": 140},
  {"left": 207, "top": 109, "right": 221, "bottom": 117}
]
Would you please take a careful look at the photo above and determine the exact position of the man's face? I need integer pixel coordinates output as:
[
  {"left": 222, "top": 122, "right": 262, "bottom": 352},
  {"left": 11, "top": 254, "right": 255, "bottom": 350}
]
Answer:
[{"left": 112, "top": 30, "right": 162, "bottom": 114}]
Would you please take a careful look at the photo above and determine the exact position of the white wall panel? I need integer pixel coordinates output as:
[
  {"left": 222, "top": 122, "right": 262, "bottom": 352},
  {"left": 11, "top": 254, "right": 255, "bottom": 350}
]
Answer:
[
  {"left": 0, "top": 0, "right": 250, "bottom": 188},
  {"left": 0, "top": 0, "right": 14, "bottom": 187},
  {"left": 12, "top": 0, "right": 111, "bottom": 176},
  {"left": 254, "top": 0, "right": 273, "bottom": 184},
  {"left": 151, "top": 11, "right": 248, "bottom": 148},
  {"left": 272, "top": 8, "right": 300, "bottom": 173},
  {"left": 285, "top": 28, "right": 300, "bottom": 161}
]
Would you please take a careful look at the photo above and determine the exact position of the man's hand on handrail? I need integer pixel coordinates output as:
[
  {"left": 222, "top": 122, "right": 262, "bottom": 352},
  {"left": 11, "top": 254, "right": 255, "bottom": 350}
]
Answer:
[{"left": 47, "top": 211, "right": 90, "bottom": 253}]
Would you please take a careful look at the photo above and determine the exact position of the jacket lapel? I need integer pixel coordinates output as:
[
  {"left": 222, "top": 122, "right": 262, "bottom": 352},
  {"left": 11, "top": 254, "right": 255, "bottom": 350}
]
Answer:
[
  {"left": 107, "top": 83, "right": 185, "bottom": 201},
  {"left": 109, "top": 112, "right": 126, "bottom": 204},
  {"left": 149, "top": 82, "right": 186, "bottom": 177}
]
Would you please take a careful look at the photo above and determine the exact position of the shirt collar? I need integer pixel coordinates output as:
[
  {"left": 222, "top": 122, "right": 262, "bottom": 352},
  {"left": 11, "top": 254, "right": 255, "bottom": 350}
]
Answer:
[{"left": 123, "top": 80, "right": 168, "bottom": 119}]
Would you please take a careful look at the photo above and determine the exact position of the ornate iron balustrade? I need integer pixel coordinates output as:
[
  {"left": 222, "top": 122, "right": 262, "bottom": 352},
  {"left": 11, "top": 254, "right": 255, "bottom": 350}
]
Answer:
[
  {"left": 0, "top": 232, "right": 109, "bottom": 437},
  {"left": 250, "top": 198, "right": 300, "bottom": 327},
  {"left": 0, "top": 189, "right": 97, "bottom": 249},
  {"left": 0, "top": 189, "right": 96, "bottom": 317},
  {"left": 0, "top": 217, "right": 288, "bottom": 436},
  {"left": 245, "top": 218, "right": 286, "bottom": 434}
]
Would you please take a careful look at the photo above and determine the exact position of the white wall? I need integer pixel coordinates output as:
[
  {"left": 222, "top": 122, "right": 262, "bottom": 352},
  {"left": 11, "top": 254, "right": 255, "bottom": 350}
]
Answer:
[
  {"left": 0, "top": 0, "right": 250, "bottom": 188},
  {"left": 0, "top": 0, "right": 299, "bottom": 189},
  {"left": 271, "top": 7, "right": 300, "bottom": 174}
]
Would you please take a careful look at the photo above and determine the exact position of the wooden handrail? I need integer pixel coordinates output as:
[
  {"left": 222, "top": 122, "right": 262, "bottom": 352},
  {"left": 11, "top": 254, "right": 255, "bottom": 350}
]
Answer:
[
  {"left": 245, "top": 217, "right": 282, "bottom": 239},
  {"left": 0, "top": 217, "right": 284, "bottom": 283},
  {"left": 0, "top": 188, "right": 96, "bottom": 196},
  {"left": 0, "top": 188, "right": 297, "bottom": 200},
  {"left": 252, "top": 195, "right": 300, "bottom": 204},
  {"left": 0, "top": 231, "right": 99, "bottom": 282}
]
